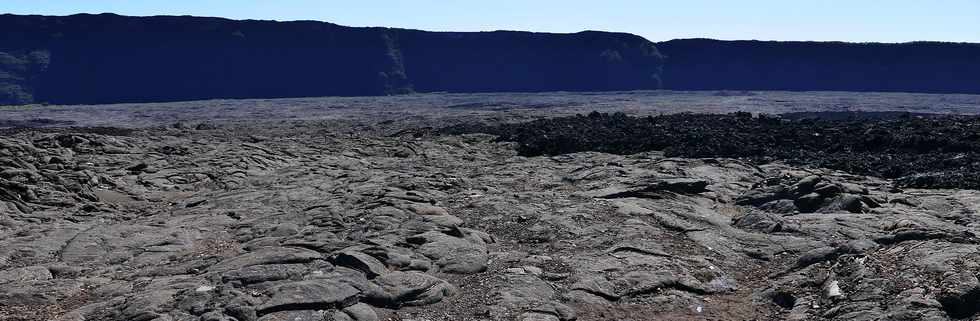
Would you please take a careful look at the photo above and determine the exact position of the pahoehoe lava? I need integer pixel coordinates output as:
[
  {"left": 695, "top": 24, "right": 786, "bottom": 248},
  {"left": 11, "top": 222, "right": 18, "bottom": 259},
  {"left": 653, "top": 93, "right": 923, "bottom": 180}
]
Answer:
[
  {"left": 3, "top": 92, "right": 980, "bottom": 321},
  {"left": 441, "top": 111, "right": 980, "bottom": 189}
]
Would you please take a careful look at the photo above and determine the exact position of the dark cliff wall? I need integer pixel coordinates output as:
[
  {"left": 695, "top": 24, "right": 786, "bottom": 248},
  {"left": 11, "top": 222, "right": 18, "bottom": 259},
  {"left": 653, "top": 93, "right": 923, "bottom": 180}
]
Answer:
[
  {"left": 5, "top": 14, "right": 978, "bottom": 106},
  {"left": 398, "top": 30, "right": 662, "bottom": 93},
  {"left": 657, "top": 39, "right": 980, "bottom": 94},
  {"left": 1, "top": 14, "right": 412, "bottom": 104},
  {"left": 0, "top": 13, "right": 663, "bottom": 105}
]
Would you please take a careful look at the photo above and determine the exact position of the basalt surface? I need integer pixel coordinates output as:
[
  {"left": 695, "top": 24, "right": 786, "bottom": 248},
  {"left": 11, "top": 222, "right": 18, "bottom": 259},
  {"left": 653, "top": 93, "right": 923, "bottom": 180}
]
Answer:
[{"left": 1, "top": 94, "right": 980, "bottom": 321}]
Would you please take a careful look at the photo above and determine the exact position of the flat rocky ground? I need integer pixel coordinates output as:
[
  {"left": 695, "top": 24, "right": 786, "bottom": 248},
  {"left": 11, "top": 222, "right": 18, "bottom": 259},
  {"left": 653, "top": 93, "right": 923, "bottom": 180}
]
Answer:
[
  {"left": 4, "top": 90, "right": 980, "bottom": 128},
  {"left": 2, "top": 91, "right": 980, "bottom": 321}
]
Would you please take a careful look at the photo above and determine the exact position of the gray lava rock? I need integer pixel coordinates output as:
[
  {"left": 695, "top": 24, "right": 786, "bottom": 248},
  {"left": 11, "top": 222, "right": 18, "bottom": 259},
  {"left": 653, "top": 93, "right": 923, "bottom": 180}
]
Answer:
[
  {"left": 211, "top": 247, "right": 322, "bottom": 273},
  {"left": 519, "top": 312, "right": 560, "bottom": 321},
  {"left": 4, "top": 107, "right": 980, "bottom": 321},
  {"left": 529, "top": 302, "right": 577, "bottom": 321},
  {"left": 256, "top": 310, "right": 327, "bottom": 321},
  {"left": 0, "top": 265, "right": 53, "bottom": 283},
  {"left": 813, "top": 181, "right": 843, "bottom": 196},
  {"left": 732, "top": 210, "right": 785, "bottom": 233},
  {"left": 838, "top": 239, "right": 879, "bottom": 255},
  {"left": 363, "top": 271, "right": 455, "bottom": 307},
  {"left": 594, "top": 177, "right": 709, "bottom": 198},
  {"left": 794, "top": 192, "right": 827, "bottom": 213},
  {"left": 257, "top": 280, "right": 361, "bottom": 315},
  {"left": 342, "top": 303, "right": 379, "bottom": 321},
  {"left": 408, "top": 231, "right": 488, "bottom": 274},
  {"left": 570, "top": 277, "right": 619, "bottom": 301},
  {"left": 791, "top": 175, "right": 822, "bottom": 195},
  {"left": 332, "top": 250, "right": 387, "bottom": 279},
  {"left": 115, "top": 289, "right": 180, "bottom": 321},
  {"left": 795, "top": 246, "right": 839, "bottom": 268},
  {"left": 759, "top": 199, "right": 799, "bottom": 214},
  {"left": 221, "top": 264, "right": 308, "bottom": 286},
  {"left": 736, "top": 185, "right": 787, "bottom": 206},
  {"left": 622, "top": 270, "right": 709, "bottom": 296}
]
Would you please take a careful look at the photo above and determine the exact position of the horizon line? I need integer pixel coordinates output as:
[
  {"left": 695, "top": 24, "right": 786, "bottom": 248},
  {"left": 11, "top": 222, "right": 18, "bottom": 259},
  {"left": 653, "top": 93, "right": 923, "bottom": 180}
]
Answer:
[{"left": 4, "top": 11, "right": 979, "bottom": 45}]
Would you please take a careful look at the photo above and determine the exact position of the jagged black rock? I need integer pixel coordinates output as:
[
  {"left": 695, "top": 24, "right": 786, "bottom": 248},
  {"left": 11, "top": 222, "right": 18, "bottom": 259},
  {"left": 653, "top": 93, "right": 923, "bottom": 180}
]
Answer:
[{"left": 442, "top": 111, "right": 980, "bottom": 189}]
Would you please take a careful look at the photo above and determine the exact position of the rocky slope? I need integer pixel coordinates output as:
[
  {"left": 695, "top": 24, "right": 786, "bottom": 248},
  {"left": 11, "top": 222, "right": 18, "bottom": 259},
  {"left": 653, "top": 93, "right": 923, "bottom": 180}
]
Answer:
[
  {"left": 2, "top": 108, "right": 980, "bottom": 320},
  {"left": 0, "top": 13, "right": 662, "bottom": 105}
]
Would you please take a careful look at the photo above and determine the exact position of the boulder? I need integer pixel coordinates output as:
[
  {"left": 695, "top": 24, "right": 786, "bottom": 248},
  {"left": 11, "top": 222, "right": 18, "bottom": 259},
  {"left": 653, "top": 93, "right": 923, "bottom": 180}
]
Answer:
[
  {"left": 363, "top": 271, "right": 455, "bottom": 307},
  {"left": 331, "top": 251, "right": 387, "bottom": 279},
  {"left": 408, "top": 231, "right": 488, "bottom": 274},
  {"left": 257, "top": 280, "right": 361, "bottom": 315}
]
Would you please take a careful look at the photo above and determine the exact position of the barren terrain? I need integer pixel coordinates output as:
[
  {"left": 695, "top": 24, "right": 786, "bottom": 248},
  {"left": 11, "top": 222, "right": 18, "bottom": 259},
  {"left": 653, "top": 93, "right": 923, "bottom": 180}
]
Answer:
[{"left": 2, "top": 90, "right": 980, "bottom": 321}]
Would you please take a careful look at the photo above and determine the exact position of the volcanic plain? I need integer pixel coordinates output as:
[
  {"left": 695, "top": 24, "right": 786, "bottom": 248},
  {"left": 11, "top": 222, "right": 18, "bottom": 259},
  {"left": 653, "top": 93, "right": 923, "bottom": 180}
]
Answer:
[{"left": 2, "top": 90, "right": 980, "bottom": 321}]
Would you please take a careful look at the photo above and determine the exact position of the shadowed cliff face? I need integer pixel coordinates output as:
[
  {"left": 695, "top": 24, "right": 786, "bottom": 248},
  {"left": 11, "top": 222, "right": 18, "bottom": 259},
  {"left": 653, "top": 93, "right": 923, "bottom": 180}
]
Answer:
[
  {"left": 398, "top": 30, "right": 663, "bottom": 93},
  {"left": 0, "top": 50, "right": 50, "bottom": 105},
  {"left": 6, "top": 14, "right": 979, "bottom": 106},
  {"left": 657, "top": 39, "right": 980, "bottom": 94},
  {"left": 0, "top": 13, "right": 664, "bottom": 105}
]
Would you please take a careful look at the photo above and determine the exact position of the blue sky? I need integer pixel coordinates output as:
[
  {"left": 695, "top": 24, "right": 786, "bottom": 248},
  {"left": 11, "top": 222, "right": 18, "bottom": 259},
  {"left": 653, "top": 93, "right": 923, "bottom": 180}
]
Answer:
[{"left": 3, "top": 0, "right": 979, "bottom": 42}]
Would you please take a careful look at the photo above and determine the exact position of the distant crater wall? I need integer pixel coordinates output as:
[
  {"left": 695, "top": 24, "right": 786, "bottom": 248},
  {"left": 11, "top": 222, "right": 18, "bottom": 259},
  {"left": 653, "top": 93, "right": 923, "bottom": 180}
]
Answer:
[
  {"left": 656, "top": 39, "right": 980, "bottom": 94},
  {"left": 5, "top": 14, "right": 978, "bottom": 106},
  {"left": 0, "top": 14, "right": 664, "bottom": 105}
]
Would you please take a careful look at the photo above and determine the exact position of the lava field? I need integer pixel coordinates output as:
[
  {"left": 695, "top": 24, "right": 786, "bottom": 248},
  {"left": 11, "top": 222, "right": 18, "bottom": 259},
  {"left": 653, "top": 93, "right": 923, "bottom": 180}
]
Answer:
[
  {"left": 442, "top": 111, "right": 980, "bottom": 189},
  {"left": 4, "top": 92, "right": 980, "bottom": 321}
]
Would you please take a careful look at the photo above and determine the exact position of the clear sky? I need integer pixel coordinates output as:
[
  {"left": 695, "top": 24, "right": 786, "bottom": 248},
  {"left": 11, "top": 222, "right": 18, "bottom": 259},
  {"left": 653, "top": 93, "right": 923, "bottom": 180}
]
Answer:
[{"left": 3, "top": 0, "right": 979, "bottom": 43}]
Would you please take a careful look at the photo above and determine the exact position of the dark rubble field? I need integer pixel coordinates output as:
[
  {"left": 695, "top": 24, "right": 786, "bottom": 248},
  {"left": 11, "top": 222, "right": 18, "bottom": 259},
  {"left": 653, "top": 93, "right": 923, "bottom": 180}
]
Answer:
[
  {"left": 442, "top": 111, "right": 980, "bottom": 189},
  {"left": 3, "top": 91, "right": 980, "bottom": 321}
]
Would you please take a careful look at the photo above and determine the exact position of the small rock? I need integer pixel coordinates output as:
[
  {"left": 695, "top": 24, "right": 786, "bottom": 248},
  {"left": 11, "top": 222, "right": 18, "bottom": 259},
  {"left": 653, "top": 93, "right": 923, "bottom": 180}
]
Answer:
[
  {"left": 834, "top": 193, "right": 867, "bottom": 213},
  {"left": 571, "top": 277, "right": 619, "bottom": 301},
  {"left": 841, "top": 183, "right": 869, "bottom": 195},
  {"left": 794, "top": 175, "right": 822, "bottom": 192},
  {"left": 406, "top": 259, "right": 432, "bottom": 271},
  {"left": 332, "top": 251, "right": 388, "bottom": 279},
  {"left": 838, "top": 239, "right": 878, "bottom": 255},
  {"left": 736, "top": 186, "right": 787, "bottom": 206},
  {"left": 256, "top": 310, "right": 327, "bottom": 321},
  {"left": 342, "top": 303, "right": 379, "bottom": 321},
  {"left": 505, "top": 266, "right": 543, "bottom": 276},
  {"left": 794, "top": 192, "right": 826, "bottom": 213},
  {"left": 211, "top": 247, "right": 322, "bottom": 272},
  {"left": 795, "top": 246, "right": 838, "bottom": 268},
  {"left": 813, "top": 182, "right": 842, "bottom": 196},
  {"left": 522, "top": 266, "right": 543, "bottom": 275},
  {"left": 529, "top": 302, "right": 577, "bottom": 321},
  {"left": 824, "top": 280, "right": 843, "bottom": 299},
  {"left": 519, "top": 312, "right": 560, "bottom": 321},
  {"left": 759, "top": 199, "right": 799, "bottom": 214}
]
